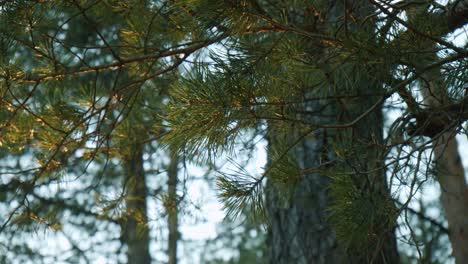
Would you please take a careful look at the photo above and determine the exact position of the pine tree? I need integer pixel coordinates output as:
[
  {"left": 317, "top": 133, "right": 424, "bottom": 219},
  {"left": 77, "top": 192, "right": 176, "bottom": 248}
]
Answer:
[
  {"left": 0, "top": 1, "right": 184, "bottom": 262},
  {"left": 164, "top": 0, "right": 468, "bottom": 262},
  {"left": 1, "top": 0, "right": 467, "bottom": 263}
]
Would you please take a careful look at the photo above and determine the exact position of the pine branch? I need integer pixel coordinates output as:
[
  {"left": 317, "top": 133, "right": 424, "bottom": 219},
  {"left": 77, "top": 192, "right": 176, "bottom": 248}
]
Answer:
[
  {"left": 370, "top": 0, "right": 467, "bottom": 55},
  {"left": 8, "top": 35, "right": 226, "bottom": 83}
]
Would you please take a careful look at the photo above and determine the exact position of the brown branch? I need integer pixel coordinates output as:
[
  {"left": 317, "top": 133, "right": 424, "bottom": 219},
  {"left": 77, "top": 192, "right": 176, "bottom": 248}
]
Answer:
[
  {"left": 10, "top": 35, "right": 226, "bottom": 83},
  {"left": 397, "top": 201, "right": 450, "bottom": 234}
]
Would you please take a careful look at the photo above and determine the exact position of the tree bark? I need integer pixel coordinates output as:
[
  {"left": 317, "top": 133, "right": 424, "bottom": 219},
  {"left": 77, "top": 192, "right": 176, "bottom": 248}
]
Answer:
[
  {"left": 266, "top": 1, "right": 400, "bottom": 263},
  {"left": 167, "top": 149, "right": 179, "bottom": 264},
  {"left": 122, "top": 143, "right": 151, "bottom": 264},
  {"left": 266, "top": 130, "right": 346, "bottom": 264},
  {"left": 266, "top": 99, "right": 400, "bottom": 264},
  {"left": 407, "top": 6, "right": 468, "bottom": 257},
  {"left": 417, "top": 52, "right": 468, "bottom": 264},
  {"left": 434, "top": 134, "right": 468, "bottom": 263}
]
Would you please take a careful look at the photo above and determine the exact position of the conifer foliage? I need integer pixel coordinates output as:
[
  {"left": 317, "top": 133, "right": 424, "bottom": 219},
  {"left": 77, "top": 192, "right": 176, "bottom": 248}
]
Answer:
[{"left": 0, "top": 0, "right": 467, "bottom": 263}]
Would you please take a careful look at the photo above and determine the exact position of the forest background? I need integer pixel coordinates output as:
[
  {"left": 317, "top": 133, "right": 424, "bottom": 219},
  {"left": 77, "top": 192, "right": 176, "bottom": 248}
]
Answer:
[{"left": 0, "top": 0, "right": 467, "bottom": 263}]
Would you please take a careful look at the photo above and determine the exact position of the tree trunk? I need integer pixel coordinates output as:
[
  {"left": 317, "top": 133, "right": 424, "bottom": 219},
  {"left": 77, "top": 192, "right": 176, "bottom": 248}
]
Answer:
[
  {"left": 417, "top": 50, "right": 468, "bottom": 264},
  {"left": 266, "top": 1, "right": 399, "bottom": 263},
  {"left": 266, "top": 130, "right": 346, "bottom": 264},
  {"left": 434, "top": 134, "right": 468, "bottom": 263},
  {"left": 122, "top": 143, "right": 151, "bottom": 264},
  {"left": 266, "top": 99, "right": 399, "bottom": 264},
  {"left": 408, "top": 8, "right": 468, "bottom": 257},
  {"left": 167, "top": 149, "right": 179, "bottom": 264}
]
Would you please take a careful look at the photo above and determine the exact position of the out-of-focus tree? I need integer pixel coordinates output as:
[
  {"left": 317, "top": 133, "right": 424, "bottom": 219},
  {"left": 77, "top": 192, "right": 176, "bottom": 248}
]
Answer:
[
  {"left": 0, "top": 1, "right": 187, "bottom": 263},
  {"left": 200, "top": 217, "right": 267, "bottom": 264},
  {"left": 163, "top": 0, "right": 468, "bottom": 263}
]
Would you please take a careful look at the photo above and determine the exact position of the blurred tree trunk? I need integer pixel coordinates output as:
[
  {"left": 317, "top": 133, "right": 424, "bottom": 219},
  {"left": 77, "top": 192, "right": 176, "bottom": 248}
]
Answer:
[
  {"left": 266, "top": 1, "right": 399, "bottom": 263},
  {"left": 265, "top": 104, "right": 399, "bottom": 263},
  {"left": 434, "top": 134, "right": 468, "bottom": 262},
  {"left": 405, "top": 4, "right": 468, "bottom": 259},
  {"left": 167, "top": 148, "right": 179, "bottom": 264},
  {"left": 266, "top": 132, "right": 347, "bottom": 263},
  {"left": 122, "top": 143, "right": 151, "bottom": 264},
  {"left": 417, "top": 47, "right": 468, "bottom": 264}
]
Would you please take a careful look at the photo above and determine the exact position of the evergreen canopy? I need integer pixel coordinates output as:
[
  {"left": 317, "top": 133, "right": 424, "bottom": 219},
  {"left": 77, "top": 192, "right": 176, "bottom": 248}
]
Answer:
[{"left": 0, "top": 0, "right": 467, "bottom": 263}]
